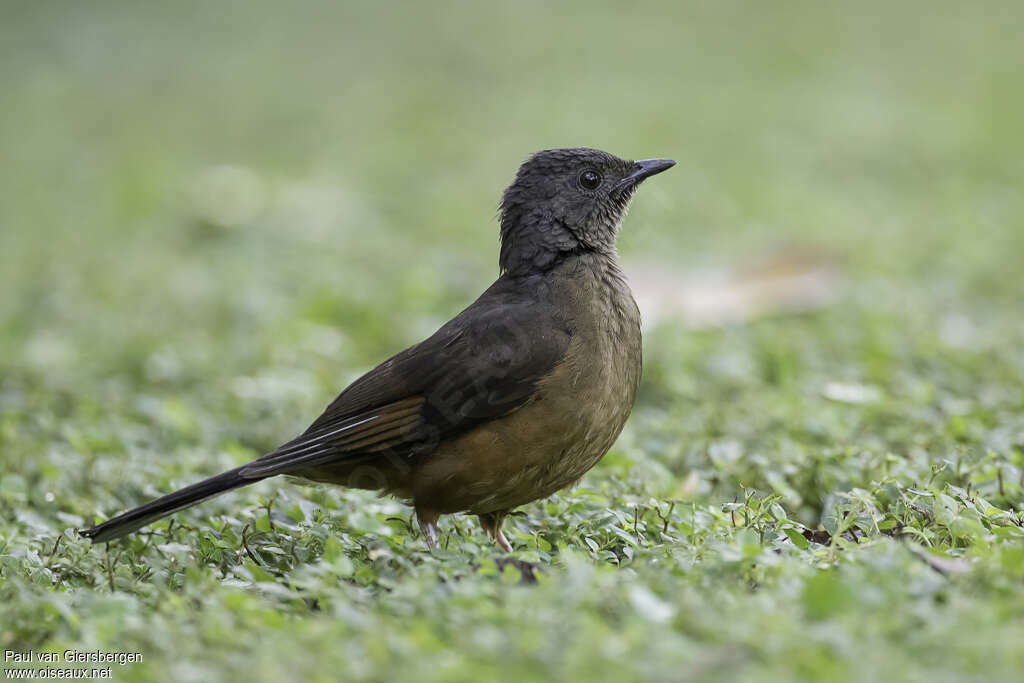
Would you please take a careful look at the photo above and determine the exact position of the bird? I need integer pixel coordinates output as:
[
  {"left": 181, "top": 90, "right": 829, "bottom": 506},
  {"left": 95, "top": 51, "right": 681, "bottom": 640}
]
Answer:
[{"left": 81, "top": 148, "right": 675, "bottom": 551}]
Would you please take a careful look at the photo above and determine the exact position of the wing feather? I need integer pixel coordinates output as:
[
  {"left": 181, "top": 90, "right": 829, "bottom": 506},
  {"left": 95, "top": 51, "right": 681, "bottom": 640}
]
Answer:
[{"left": 241, "top": 280, "right": 571, "bottom": 479}]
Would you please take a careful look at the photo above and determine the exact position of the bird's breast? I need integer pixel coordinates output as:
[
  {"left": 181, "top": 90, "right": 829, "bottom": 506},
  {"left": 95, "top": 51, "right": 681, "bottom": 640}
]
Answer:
[{"left": 539, "top": 261, "right": 642, "bottom": 480}]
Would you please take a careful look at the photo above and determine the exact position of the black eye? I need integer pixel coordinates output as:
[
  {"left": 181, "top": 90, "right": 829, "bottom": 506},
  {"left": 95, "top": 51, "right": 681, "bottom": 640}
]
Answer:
[{"left": 578, "top": 170, "right": 602, "bottom": 190}]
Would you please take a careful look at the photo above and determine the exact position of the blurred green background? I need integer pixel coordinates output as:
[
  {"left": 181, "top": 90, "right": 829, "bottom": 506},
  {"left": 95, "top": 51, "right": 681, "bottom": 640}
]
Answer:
[{"left": 2, "top": 1, "right": 1023, "bottom": 681}]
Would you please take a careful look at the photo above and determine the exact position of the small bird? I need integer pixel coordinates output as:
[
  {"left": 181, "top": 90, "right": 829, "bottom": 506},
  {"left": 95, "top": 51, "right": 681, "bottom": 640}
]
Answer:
[{"left": 81, "top": 148, "right": 675, "bottom": 551}]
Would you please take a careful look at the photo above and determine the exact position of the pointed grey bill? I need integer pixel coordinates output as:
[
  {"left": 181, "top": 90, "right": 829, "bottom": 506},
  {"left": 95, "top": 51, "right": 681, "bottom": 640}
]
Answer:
[{"left": 613, "top": 158, "right": 677, "bottom": 191}]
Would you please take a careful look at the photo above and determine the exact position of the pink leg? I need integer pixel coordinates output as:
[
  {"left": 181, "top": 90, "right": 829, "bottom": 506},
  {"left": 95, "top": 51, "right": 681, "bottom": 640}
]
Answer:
[
  {"left": 416, "top": 508, "right": 440, "bottom": 549},
  {"left": 478, "top": 511, "right": 513, "bottom": 552}
]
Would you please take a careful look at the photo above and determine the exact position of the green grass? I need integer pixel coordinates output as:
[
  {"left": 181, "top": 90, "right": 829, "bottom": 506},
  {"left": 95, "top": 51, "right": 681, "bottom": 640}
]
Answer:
[{"left": 2, "top": 1, "right": 1023, "bottom": 681}]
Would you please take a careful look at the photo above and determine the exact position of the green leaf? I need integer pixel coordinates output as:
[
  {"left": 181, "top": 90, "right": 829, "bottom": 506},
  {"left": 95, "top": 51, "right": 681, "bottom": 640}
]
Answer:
[
  {"left": 785, "top": 527, "right": 810, "bottom": 549},
  {"left": 802, "top": 570, "right": 854, "bottom": 620}
]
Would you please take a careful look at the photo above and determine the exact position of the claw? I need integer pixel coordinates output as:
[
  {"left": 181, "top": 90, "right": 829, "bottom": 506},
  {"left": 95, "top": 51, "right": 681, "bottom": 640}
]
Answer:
[
  {"left": 416, "top": 508, "right": 440, "bottom": 549},
  {"left": 493, "top": 527, "right": 512, "bottom": 553},
  {"left": 478, "top": 511, "right": 513, "bottom": 552}
]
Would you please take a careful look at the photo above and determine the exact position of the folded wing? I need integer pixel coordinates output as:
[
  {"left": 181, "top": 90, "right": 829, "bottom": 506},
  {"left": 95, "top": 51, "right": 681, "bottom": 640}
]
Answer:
[{"left": 240, "top": 294, "right": 571, "bottom": 479}]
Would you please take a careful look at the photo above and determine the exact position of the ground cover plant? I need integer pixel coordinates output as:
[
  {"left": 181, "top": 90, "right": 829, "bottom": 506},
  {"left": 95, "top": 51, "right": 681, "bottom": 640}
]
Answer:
[{"left": 2, "top": 2, "right": 1023, "bottom": 681}]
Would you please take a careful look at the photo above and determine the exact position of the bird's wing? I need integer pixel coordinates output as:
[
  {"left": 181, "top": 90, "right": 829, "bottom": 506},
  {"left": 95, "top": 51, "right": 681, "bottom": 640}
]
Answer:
[{"left": 239, "top": 299, "right": 571, "bottom": 479}]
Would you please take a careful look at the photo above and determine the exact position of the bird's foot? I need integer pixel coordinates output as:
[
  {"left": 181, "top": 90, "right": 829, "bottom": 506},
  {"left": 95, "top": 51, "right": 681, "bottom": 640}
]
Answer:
[
  {"left": 478, "top": 511, "right": 513, "bottom": 552},
  {"left": 417, "top": 508, "right": 440, "bottom": 549}
]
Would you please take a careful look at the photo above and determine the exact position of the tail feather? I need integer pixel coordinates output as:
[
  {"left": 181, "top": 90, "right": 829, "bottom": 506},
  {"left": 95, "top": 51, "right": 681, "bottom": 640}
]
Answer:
[{"left": 80, "top": 466, "right": 264, "bottom": 544}]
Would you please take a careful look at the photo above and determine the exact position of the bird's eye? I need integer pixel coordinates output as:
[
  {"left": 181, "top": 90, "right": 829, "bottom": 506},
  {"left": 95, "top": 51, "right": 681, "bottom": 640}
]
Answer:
[{"left": 578, "top": 170, "right": 602, "bottom": 190}]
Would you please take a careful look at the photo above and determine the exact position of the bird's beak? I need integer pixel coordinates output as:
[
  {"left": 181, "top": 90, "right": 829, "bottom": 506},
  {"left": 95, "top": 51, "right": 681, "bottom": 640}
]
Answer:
[{"left": 614, "top": 158, "right": 676, "bottom": 191}]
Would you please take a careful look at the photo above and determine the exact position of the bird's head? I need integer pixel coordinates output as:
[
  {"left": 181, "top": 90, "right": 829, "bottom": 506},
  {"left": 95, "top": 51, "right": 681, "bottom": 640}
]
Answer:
[{"left": 498, "top": 147, "right": 674, "bottom": 274}]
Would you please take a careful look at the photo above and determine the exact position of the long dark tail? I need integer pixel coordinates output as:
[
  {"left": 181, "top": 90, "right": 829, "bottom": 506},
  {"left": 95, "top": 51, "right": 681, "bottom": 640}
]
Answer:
[{"left": 80, "top": 465, "right": 266, "bottom": 544}]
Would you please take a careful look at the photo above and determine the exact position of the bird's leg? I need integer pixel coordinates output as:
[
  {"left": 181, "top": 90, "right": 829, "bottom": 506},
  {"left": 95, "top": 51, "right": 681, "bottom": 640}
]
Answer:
[
  {"left": 416, "top": 508, "right": 440, "bottom": 549},
  {"left": 478, "top": 511, "right": 512, "bottom": 552}
]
